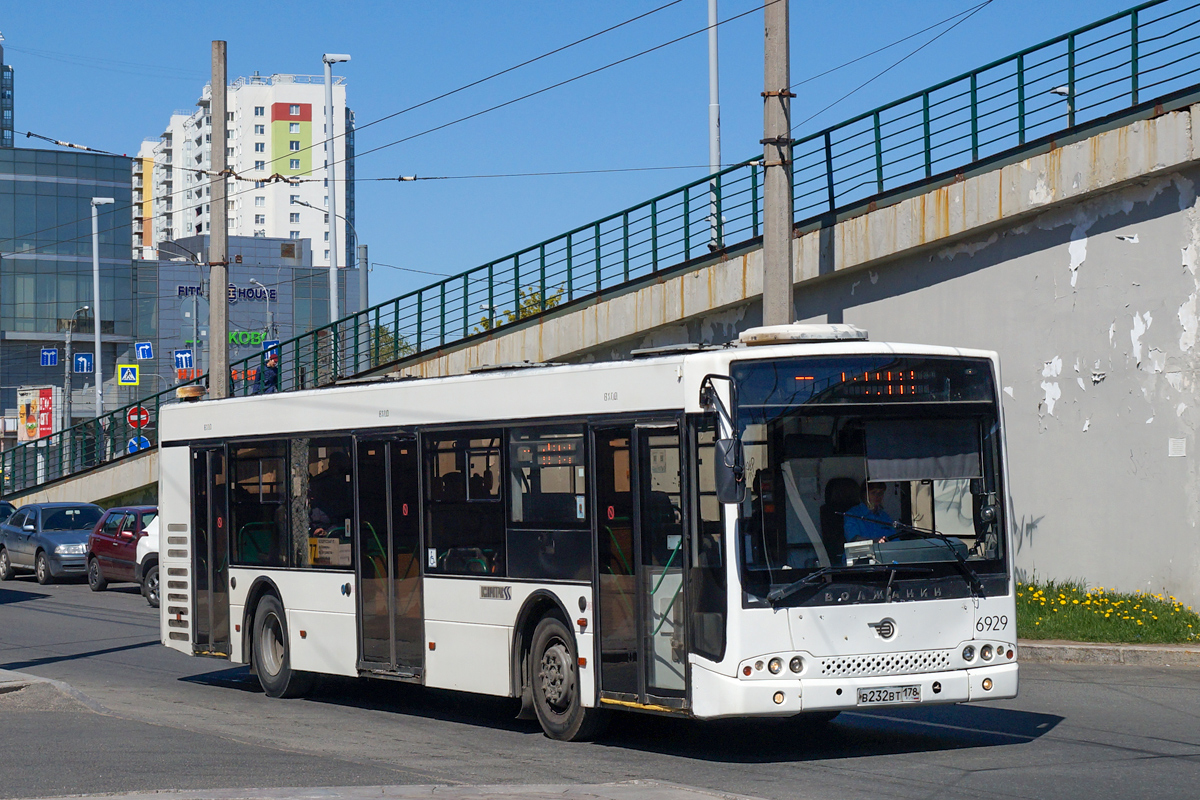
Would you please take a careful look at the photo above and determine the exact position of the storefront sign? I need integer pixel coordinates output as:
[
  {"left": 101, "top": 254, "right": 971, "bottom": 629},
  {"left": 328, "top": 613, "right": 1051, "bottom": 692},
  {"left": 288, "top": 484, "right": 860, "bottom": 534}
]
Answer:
[
  {"left": 228, "top": 330, "right": 268, "bottom": 346},
  {"left": 227, "top": 284, "right": 278, "bottom": 304}
]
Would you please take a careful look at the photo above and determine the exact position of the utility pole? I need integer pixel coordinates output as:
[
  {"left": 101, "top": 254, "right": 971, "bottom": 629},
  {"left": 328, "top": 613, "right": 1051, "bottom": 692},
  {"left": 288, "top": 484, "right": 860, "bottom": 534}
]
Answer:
[
  {"left": 208, "top": 40, "right": 229, "bottom": 398},
  {"left": 761, "top": 0, "right": 794, "bottom": 327},
  {"left": 708, "top": 0, "right": 722, "bottom": 250}
]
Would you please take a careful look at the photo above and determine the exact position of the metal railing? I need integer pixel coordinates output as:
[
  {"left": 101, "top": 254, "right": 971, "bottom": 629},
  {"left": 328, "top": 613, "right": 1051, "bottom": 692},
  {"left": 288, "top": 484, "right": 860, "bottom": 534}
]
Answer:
[
  {"left": 4, "top": 0, "right": 1199, "bottom": 497},
  {"left": 0, "top": 376, "right": 204, "bottom": 497}
]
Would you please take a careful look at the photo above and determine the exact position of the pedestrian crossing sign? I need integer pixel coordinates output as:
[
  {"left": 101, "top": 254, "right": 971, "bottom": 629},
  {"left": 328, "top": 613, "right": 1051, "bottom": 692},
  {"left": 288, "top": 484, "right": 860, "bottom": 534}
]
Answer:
[{"left": 117, "top": 364, "right": 140, "bottom": 386}]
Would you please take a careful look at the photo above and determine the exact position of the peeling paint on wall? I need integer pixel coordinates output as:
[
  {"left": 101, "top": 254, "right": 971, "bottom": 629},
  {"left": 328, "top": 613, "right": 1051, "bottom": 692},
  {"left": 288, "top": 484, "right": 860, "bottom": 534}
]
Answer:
[
  {"left": 1179, "top": 293, "right": 1198, "bottom": 352},
  {"left": 1069, "top": 224, "right": 1089, "bottom": 288},
  {"left": 938, "top": 232, "right": 998, "bottom": 260},
  {"left": 1131, "top": 312, "right": 1152, "bottom": 367},
  {"left": 1040, "top": 380, "right": 1062, "bottom": 417}
]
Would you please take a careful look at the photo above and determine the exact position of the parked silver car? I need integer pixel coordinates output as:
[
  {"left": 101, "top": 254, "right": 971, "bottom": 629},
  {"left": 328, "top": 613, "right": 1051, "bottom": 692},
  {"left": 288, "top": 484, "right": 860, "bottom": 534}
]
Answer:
[{"left": 0, "top": 503, "right": 104, "bottom": 584}]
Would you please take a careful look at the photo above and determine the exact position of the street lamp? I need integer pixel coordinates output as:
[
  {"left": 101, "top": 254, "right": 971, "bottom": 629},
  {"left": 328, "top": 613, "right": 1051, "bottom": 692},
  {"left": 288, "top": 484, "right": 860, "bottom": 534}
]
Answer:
[
  {"left": 249, "top": 278, "right": 274, "bottom": 339},
  {"left": 295, "top": 198, "right": 365, "bottom": 310},
  {"left": 90, "top": 197, "right": 114, "bottom": 417},
  {"left": 63, "top": 305, "right": 90, "bottom": 429},
  {"left": 322, "top": 53, "right": 350, "bottom": 326}
]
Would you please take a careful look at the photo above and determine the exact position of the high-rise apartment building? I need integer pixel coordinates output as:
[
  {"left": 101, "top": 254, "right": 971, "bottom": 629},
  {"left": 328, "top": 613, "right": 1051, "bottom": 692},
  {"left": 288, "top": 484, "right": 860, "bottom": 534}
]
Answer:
[
  {"left": 139, "top": 72, "right": 354, "bottom": 268},
  {"left": 1, "top": 33, "right": 14, "bottom": 149},
  {"left": 132, "top": 140, "right": 155, "bottom": 259}
]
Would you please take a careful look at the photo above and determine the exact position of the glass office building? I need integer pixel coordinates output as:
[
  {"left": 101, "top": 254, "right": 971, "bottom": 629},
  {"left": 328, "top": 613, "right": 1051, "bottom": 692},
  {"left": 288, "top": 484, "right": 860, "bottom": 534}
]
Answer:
[{"left": 0, "top": 147, "right": 137, "bottom": 422}]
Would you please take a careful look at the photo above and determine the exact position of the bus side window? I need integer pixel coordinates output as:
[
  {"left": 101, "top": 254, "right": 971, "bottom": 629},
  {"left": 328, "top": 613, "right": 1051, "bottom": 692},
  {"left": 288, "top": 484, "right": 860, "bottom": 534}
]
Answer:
[
  {"left": 507, "top": 426, "right": 590, "bottom": 581},
  {"left": 424, "top": 432, "right": 505, "bottom": 576},
  {"left": 229, "top": 441, "right": 288, "bottom": 568},
  {"left": 295, "top": 437, "right": 355, "bottom": 570}
]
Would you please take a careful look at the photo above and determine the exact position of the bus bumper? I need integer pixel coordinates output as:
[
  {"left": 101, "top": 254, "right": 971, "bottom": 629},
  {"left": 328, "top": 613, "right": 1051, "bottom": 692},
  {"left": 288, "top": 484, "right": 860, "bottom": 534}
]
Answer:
[{"left": 690, "top": 661, "right": 1018, "bottom": 719}]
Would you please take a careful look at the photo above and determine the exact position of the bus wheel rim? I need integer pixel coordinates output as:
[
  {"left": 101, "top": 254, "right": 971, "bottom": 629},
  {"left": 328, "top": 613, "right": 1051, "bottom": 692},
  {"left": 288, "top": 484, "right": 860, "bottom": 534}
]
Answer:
[
  {"left": 539, "top": 641, "right": 572, "bottom": 710},
  {"left": 262, "top": 614, "right": 285, "bottom": 675}
]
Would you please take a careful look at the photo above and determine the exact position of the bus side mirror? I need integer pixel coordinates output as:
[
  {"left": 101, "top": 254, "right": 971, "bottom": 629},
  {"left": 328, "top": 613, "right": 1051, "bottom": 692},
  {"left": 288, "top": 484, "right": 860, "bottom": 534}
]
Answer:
[{"left": 714, "top": 439, "right": 746, "bottom": 504}]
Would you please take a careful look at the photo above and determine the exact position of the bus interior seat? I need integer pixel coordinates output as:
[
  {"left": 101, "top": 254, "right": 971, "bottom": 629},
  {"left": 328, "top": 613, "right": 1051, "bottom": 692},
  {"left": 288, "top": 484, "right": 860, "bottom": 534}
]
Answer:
[
  {"left": 440, "top": 472, "right": 465, "bottom": 501},
  {"left": 238, "top": 521, "right": 279, "bottom": 565},
  {"left": 820, "top": 477, "right": 860, "bottom": 564}
]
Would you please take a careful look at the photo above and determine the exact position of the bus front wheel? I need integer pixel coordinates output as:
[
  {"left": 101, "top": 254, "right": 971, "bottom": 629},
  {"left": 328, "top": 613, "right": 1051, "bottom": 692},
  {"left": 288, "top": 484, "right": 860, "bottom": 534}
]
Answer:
[
  {"left": 529, "top": 615, "right": 606, "bottom": 741},
  {"left": 252, "top": 595, "right": 315, "bottom": 699}
]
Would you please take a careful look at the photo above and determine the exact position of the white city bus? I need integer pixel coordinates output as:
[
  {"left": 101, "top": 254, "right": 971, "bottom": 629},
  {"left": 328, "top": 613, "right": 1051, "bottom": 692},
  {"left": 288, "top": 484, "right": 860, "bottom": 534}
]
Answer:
[{"left": 158, "top": 324, "right": 1017, "bottom": 740}]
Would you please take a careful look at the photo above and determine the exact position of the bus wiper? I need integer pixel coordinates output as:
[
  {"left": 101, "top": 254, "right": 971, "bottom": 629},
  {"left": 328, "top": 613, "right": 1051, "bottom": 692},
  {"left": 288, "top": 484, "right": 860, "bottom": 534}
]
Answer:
[
  {"left": 883, "top": 520, "right": 987, "bottom": 599},
  {"left": 766, "top": 564, "right": 933, "bottom": 607}
]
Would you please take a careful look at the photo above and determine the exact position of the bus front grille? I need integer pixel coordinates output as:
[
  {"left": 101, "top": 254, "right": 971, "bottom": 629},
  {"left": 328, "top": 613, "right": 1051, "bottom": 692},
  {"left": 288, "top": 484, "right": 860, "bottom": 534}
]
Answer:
[{"left": 819, "top": 649, "right": 952, "bottom": 678}]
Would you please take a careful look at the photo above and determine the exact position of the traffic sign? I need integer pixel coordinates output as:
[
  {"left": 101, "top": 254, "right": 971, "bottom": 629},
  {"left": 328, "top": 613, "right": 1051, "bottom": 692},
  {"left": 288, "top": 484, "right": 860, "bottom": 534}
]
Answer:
[
  {"left": 40, "top": 348, "right": 58, "bottom": 367},
  {"left": 117, "top": 364, "right": 140, "bottom": 386},
  {"left": 127, "top": 436, "right": 151, "bottom": 454},
  {"left": 135, "top": 342, "right": 154, "bottom": 360},
  {"left": 262, "top": 339, "right": 280, "bottom": 355},
  {"left": 173, "top": 349, "right": 194, "bottom": 370},
  {"left": 127, "top": 406, "right": 149, "bottom": 428},
  {"left": 74, "top": 353, "right": 93, "bottom": 374}
]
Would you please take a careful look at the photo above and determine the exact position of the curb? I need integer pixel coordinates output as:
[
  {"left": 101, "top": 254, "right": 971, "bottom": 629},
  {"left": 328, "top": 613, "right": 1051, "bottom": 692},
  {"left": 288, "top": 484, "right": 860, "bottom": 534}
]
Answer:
[
  {"left": 1018, "top": 639, "right": 1200, "bottom": 666},
  {"left": 0, "top": 668, "right": 112, "bottom": 713}
]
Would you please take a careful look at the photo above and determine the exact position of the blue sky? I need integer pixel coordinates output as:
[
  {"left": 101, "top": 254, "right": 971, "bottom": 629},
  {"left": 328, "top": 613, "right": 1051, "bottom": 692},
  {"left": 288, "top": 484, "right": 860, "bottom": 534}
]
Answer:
[{"left": 1, "top": 0, "right": 1140, "bottom": 305}]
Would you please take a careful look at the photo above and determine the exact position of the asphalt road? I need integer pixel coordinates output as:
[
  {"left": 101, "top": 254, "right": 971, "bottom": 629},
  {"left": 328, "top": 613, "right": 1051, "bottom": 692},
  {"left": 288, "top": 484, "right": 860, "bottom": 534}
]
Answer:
[{"left": 1, "top": 576, "right": 1198, "bottom": 800}]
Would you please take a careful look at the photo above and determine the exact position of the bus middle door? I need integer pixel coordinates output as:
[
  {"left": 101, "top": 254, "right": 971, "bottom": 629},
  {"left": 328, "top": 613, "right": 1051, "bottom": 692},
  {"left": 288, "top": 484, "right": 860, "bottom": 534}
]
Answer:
[{"left": 355, "top": 436, "right": 423, "bottom": 677}]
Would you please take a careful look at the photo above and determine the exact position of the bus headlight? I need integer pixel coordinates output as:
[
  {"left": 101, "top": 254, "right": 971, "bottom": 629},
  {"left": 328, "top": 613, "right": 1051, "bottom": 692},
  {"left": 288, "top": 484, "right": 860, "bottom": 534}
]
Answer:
[
  {"left": 962, "top": 645, "right": 976, "bottom": 661},
  {"left": 768, "top": 657, "right": 783, "bottom": 674},
  {"left": 980, "top": 644, "right": 994, "bottom": 661},
  {"left": 789, "top": 656, "right": 803, "bottom": 673}
]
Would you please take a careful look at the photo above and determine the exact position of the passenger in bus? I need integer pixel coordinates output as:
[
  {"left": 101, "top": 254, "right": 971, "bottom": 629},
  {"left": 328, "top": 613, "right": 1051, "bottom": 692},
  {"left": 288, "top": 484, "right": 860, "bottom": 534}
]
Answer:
[
  {"left": 843, "top": 482, "right": 893, "bottom": 542},
  {"left": 309, "top": 450, "right": 354, "bottom": 536}
]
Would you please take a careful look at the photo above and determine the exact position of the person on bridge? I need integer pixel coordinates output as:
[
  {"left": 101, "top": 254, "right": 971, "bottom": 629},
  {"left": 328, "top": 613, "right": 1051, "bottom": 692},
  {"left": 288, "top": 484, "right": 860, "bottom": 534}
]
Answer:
[{"left": 253, "top": 352, "right": 279, "bottom": 395}]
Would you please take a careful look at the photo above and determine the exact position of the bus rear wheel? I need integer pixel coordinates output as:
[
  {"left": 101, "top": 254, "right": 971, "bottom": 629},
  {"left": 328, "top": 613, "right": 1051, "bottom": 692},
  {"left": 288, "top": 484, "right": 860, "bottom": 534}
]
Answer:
[
  {"left": 252, "top": 595, "right": 315, "bottom": 699},
  {"left": 530, "top": 615, "right": 606, "bottom": 741}
]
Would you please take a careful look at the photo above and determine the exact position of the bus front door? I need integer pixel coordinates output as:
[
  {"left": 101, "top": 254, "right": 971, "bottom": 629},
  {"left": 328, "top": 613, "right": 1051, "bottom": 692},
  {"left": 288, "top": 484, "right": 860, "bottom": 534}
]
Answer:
[
  {"left": 594, "top": 424, "right": 687, "bottom": 710},
  {"left": 191, "top": 447, "right": 231, "bottom": 657},
  {"left": 355, "top": 436, "right": 423, "bottom": 677}
]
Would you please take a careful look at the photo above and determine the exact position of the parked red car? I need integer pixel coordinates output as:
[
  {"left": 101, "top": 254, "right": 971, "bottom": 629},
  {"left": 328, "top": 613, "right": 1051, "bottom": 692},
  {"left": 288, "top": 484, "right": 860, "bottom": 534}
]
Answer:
[{"left": 87, "top": 506, "right": 159, "bottom": 606}]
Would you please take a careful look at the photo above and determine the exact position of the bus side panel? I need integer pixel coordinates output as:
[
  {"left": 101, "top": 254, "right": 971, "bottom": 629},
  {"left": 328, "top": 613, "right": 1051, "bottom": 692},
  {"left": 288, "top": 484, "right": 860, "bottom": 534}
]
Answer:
[
  {"left": 238, "top": 569, "right": 358, "bottom": 677},
  {"left": 425, "top": 620, "right": 511, "bottom": 695},
  {"left": 423, "top": 578, "right": 594, "bottom": 701},
  {"left": 159, "top": 445, "right": 194, "bottom": 655}
]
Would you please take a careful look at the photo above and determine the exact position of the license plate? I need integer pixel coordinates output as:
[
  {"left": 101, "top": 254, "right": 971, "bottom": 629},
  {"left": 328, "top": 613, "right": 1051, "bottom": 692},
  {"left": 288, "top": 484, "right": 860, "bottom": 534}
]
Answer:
[{"left": 856, "top": 685, "right": 921, "bottom": 706}]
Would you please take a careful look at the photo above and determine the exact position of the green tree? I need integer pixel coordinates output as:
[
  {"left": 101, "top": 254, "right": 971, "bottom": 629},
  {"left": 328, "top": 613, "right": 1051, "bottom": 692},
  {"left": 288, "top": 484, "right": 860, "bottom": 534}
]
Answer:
[
  {"left": 370, "top": 325, "right": 415, "bottom": 366},
  {"left": 476, "top": 285, "right": 565, "bottom": 333}
]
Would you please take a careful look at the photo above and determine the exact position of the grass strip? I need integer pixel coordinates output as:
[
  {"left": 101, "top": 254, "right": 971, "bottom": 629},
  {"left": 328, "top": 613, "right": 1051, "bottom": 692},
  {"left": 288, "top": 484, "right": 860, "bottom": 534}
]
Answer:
[{"left": 1017, "top": 579, "right": 1200, "bottom": 644}]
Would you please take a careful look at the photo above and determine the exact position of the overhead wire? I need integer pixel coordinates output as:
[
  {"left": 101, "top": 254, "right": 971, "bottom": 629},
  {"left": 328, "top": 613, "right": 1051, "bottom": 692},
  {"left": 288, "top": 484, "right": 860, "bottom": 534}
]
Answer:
[
  {"left": 0, "top": 0, "right": 697, "bottom": 257},
  {"left": 789, "top": 0, "right": 995, "bottom": 134},
  {"left": 2, "top": 1, "right": 767, "bottom": 261},
  {"left": 787, "top": 0, "right": 994, "bottom": 91}
]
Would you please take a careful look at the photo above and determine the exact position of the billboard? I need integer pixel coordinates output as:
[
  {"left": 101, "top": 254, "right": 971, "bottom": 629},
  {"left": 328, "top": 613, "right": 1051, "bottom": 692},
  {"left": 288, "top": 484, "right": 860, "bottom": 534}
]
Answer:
[{"left": 17, "top": 386, "right": 61, "bottom": 442}]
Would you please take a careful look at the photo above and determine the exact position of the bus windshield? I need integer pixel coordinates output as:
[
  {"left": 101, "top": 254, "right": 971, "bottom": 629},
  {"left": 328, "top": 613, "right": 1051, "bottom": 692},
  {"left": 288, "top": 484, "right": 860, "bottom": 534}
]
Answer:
[{"left": 731, "top": 355, "right": 1008, "bottom": 606}]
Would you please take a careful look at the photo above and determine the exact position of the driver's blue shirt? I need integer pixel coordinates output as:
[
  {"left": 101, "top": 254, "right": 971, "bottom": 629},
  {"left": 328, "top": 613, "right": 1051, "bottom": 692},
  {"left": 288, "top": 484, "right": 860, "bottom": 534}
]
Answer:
[{"left": 844, "top": 503, "right": 893, "bottom": 541}]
